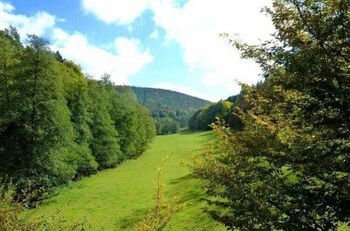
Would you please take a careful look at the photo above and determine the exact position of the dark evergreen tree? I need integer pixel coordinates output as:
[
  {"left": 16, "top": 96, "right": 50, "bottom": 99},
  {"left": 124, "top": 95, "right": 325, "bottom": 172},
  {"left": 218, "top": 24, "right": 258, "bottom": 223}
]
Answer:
[{"left": 54, "top": 51, "right": 64, "bottom": 62}]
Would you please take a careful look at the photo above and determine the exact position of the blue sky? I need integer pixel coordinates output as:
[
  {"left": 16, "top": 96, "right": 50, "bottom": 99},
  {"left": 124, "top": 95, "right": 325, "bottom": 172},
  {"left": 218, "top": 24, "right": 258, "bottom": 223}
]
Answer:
[{"left": 0, "top": 0, "right": 274, "bottom": 101}]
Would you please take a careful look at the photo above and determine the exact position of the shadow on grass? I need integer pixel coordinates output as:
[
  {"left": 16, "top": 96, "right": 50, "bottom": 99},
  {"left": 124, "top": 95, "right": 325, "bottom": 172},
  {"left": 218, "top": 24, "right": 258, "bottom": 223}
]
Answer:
[
  {"left": 166, "top": 174, "right": 206, "bottom": 205},
  {"left": 114, "top": 208, "right": 149, "bottom": 230},
  {"left": 114, "top": 175, "right": 205, "bottom": 230},
  {"left": 178, "top": 129, "right": 212, "bottom": 135},
  {"left": 178, "top": 129, "right": 196, "bottom": 135},
  {"left": 198, "top": 131, "right": 216, "bottom": 138},
  {"left": 168, "top": 174, "right": 194, "bottom": 185}
]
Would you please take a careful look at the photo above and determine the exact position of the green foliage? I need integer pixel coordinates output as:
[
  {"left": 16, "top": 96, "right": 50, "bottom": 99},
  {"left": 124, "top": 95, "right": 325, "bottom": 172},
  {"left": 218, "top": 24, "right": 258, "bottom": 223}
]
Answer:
[
  {"left": 194, "top": 0, "right": 350, "bottom": 230},
  {"left": 58, "top": 61, "right": 98, "bottom": 176},
  {"left": 0, "top": 34, "right": 78, "bottom": 193},
  {"left": 155, "top": 117, "right": 178, "bottom": 135},
  {"left": 0, "top": 28, "right": 155, "bottom": 199},
  {"left": 121, "top": 86, "right": 211, "bottom": 135},
  {"left": 225, "top": 81, "right": 265, "bottom": 130},
  {"left": 87, "top": 79, "right": 121, "bottom": 169},
  {"left": 189, "top": 100, "right": 233, "bottom": 131},
  {"left": 108, "top": 83, "right": 155, "bottom": 158}
]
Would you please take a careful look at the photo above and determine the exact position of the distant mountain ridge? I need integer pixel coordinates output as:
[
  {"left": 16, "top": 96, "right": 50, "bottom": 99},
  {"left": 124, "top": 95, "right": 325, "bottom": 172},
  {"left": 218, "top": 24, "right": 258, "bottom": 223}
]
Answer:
[{"left": 116, "top": 86, "right": 212, "bottom": 134}]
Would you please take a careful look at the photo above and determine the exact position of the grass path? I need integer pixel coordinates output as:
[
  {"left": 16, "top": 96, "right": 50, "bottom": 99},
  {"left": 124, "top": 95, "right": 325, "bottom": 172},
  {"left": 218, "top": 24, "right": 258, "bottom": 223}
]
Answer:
[{"left": 31, "top": 131, "right": 225, "bottom": 230}]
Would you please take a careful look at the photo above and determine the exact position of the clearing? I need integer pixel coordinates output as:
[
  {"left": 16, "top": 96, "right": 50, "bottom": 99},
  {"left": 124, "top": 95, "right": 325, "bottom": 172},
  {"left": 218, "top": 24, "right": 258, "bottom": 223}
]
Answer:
[{"left": 31, "top": 131, "right": 225, "bottom": 231}]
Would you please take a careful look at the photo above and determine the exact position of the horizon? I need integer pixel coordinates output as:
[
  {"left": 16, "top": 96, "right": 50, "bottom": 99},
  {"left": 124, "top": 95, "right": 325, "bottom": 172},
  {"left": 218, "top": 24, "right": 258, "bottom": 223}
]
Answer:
[{"left": 0, "top": 0, "right": 274, "bottom": 101}]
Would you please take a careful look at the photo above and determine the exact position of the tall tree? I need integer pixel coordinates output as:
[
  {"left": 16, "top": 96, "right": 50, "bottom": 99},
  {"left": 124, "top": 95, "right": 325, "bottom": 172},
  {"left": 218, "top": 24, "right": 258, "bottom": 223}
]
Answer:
[
  {"left": 59, "top": 61, "right": 98, "bottom": 177},
  {"left": 0, "top": 35, "right": 78, "bottom": 188},
  {"left": 194, "top": 0, "right": 350, "bottom": 230},
  {"left": 87, "top": 79, "right": 121, "bottom": 169},
  {"left": 0, "top": 28, "right": 20, "bottom": 110},
  {"left": 105, "top": 76, "right": 155, "bottom": 158}
]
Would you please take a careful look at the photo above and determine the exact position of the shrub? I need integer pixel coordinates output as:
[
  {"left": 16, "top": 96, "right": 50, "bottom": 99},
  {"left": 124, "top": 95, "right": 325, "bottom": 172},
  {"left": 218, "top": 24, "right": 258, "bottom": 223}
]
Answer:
[{"left": 137, "top": 159, "right": 184, "bottom": 231}]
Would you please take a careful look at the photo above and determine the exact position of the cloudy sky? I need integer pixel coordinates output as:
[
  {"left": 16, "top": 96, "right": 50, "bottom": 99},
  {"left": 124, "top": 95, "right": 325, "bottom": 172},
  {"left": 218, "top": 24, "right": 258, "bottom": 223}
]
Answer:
[{"left": 0, "top": 0, "right": 274, "bottom": 101}]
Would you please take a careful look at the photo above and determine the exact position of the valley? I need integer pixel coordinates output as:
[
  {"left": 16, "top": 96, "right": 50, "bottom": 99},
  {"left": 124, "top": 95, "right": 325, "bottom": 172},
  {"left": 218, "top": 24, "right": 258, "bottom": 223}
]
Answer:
[{"left": 30, "top": 132, "right": 225, "bottom": 231}]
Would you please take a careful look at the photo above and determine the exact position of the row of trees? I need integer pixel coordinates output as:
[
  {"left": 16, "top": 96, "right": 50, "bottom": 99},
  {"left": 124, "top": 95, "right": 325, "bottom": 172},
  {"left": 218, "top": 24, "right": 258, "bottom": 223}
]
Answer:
[
  {"left": 188, "top": 100, "right": 233, "bottom": 131},
  {"left": 194, "top": 0, "right": 349, "bottom": 230},
  {"left": 0, "top": 27, "right": 155, "bottom": 198},
  {"left": 155, "top": 117, "right": 179, "bottom": 135}
]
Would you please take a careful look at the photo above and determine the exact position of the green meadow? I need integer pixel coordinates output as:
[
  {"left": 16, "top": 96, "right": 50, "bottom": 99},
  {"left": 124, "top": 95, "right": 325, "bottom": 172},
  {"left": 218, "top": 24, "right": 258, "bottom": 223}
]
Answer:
[{"left": 30, "top": 132, "right": 225, "bottom": 231}]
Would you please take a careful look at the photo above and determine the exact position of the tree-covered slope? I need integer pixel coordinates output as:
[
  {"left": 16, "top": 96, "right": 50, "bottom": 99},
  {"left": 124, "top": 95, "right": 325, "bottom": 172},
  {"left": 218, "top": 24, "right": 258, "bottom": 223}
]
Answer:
[
  {"left": 117, "top": 86, "right": 212, "bottom": 134},
  {"left": 130, "top": 87, "right": 212, "bottom": 111}
]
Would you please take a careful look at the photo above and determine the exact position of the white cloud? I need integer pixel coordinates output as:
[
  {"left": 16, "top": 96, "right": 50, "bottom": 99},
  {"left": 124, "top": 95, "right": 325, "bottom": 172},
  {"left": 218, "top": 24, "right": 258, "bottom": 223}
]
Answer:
[
  {"left": 150, "top": 29, "right": 159, "bottom": 39},
  {"left": 152, "top": 82, "right": 214, "bottom": 102},
  {"left": 82, "top": 0, "right": 150, "bottom": 24},
  {"left": 151, "top": 0, "right": 274, "bottom": 92},
  {"left": 0, "top": 1, "right": 12, "bottom": 12},
  {"left": 0, "top": 1, "right": 56, "bottom": 38},
  {"left": 51, "top": 28, "right": 153, "bottom": 84},
  {"left": 80, "top": 0, "right": 274, "bottom": 95}
]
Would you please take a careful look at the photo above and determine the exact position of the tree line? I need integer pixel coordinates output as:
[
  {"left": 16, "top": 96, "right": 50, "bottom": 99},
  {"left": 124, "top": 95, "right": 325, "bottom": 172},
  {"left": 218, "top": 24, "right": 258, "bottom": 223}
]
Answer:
[
  {"left": 189, "top": 81, "right": 264, "bottom": 131},
  {"left": 194, "top": 0, "right": 349, "bottom": 230},
  {"left": 0, "top": 27, "right": 155, "bottom": 200},
  {"left": 188, "top": 100, "right": 233, "bottom": 131}
]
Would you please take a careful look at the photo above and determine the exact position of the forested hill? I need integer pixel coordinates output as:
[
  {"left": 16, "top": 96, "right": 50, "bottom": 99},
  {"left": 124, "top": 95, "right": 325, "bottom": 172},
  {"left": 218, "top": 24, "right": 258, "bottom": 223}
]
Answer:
[
  {"left": 130, "top": 86, "right": 211, "bottom": 111},
  {"left": 116, "top": 86, "right": 212, "bottom": 134}
]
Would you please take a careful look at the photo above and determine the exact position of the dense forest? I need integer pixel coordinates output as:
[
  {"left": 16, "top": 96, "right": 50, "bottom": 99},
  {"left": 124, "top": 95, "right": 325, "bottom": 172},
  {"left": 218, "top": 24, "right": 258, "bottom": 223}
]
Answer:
[
  {"left": 194, "top": 0, "right": 350, "bottom": 230},
  {"left": 0, "top": 27, "right": 155, "bottom": 200},
  {"left": 119, "top": 86, "right": 211, "bottom": 135}
]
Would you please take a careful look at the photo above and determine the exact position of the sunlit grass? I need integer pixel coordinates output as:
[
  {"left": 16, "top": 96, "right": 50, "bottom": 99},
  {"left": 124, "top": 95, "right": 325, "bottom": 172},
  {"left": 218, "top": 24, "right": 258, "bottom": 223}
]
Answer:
[{"left": 30, "top": 131, "right": 225, "bottom": 230}]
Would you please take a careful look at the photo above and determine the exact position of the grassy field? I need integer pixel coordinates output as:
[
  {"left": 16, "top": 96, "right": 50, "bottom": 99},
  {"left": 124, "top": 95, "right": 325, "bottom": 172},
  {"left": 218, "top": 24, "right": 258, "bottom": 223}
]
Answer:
[{"left": 30, "top": 131, "right": 225, "bottom": 231}]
